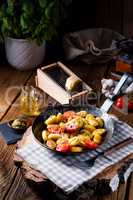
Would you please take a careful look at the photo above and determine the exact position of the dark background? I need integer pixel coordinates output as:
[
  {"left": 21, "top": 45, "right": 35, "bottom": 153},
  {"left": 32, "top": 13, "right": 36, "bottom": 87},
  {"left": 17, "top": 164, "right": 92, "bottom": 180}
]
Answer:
[
  {"left": 1, "top": 0, "right": 133, "bottom": 63},
  {"left": 61, "top": 0, "right": 133, "bottom": 37},
  {"left": 47, "top": 0, "right": 133, "bottom": 61}
]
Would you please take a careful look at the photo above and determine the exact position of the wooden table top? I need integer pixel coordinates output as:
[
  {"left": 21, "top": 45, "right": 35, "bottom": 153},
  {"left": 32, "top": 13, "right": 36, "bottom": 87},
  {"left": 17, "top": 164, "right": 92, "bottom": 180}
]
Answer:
[{"left": 0, "top": 63, "right": 133, "bottom": 200}]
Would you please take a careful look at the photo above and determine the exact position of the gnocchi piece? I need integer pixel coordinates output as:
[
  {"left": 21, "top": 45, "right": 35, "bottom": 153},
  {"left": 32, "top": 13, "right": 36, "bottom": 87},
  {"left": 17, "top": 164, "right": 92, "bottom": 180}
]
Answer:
[
  {"left": 57, "top": 138, "right": 68, "bottom": 145},
  {"left": 84, "top": 124, "right": 96, "bottom": 132},
  {"left": 46, "top": 140, "right": 56, "bottom": 150},
  {"left": 62, "top": 133, "right": 70, "bottom": 139},
  {"left": 78, "top": 135, "right": 90, "bottom": 145},
  {"left": 45, "top": 115, "right": 57, "bottom": 125},
  {"left": 48, "top": 133, "right": 61, "bottom": 140},
  {"left": 96, "top": 117, "right": 104, "bottom": 127},
  {"left": 88, "top": 118, "right": 99, "bottom": 127},
  {"left": 56, "top": 113, "right": 63, "bottom": 123},
  {"left": 42, "top": 130, "right": 49, "bottom": 142},
  {"left": 71, "top": 146, "right": 83, "bottom": 152},
  {"left": 59, "top": 122, "right": 65, "bottom": 132},
  {"left": 70, "top": 133, "right": 77, "bottom": 138},
  {"left": 92, "top": 129, "right": 106, "bottom": 136},
  {"left": 80, "top": 129, "right": 92, "bottom": 138},
  {"left": 77, "top": 111, "right": 88, "bottom": 118},
  {"left": 93, "top": 133, "right": 102, "bottom": 144},
  {"left": 86, "top": 114, "right": 95, "bottom": 121},
  {"left": 69, "top": 136, "right": 80, "bottom": 146},
  {"left": 83, "top": 118, "right": 88, "bottom": 126},
  {"left": 68, "top": 117, "right": 84, "bottom": 129},
  {"left": 47, "top": 124, "right": 61, "bottom": 134},
  {"left": 76, "top": 117, "right": 84, "bottom": 128}
]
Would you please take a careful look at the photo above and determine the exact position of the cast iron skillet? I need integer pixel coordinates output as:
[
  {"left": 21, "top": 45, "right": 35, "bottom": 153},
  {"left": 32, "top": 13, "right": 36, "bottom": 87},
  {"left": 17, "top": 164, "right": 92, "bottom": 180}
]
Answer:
[{"left": 32, "top": 104, "right": 114, "bottom": 154}]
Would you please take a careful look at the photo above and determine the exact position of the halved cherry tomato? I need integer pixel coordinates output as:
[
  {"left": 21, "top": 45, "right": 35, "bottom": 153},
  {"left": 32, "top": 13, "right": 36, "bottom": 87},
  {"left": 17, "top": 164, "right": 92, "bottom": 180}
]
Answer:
[
  {"left": 65, "top": 123, "right": 78, "bottom": 134},
  {"left": 63, "top": 111, "right": 76, "bottom": 120},
  {"left": 115, "top": 97, "right": 133, "bottom": 110},
  {"left": 56, "top": 142, "right": 70, "bottom": 152},
  {"left": 115, "top": 97, "right": 123, "bottom": 109},
  {"left": 84, "top": 139, "right": 98, "bottom": 149},
  {"left": 47, "top": 125, "right": 61, "bottom": 134}
]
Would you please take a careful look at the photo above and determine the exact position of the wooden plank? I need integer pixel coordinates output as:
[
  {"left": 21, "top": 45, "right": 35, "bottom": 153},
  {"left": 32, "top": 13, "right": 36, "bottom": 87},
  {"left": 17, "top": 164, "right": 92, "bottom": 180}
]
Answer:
[
  {"left": 0, "top": 164, "right": 17, "bottom": 200},
  {"left": 117, "top": 182, "right": 127, "bottom": 200},
  {"left": 123, "top": 0, "right": 133, "bottom": 37},
  {"left": 0, "top": 70, "right": 36, "bottom": 200},
  {"left": 109, "top": 107, "right": 133, "bottom": 128},
  {"left": 4, "top": 169, "right": 41, "bottom": 200},
  {"left": 126, "top": 173, "right": 133, "bottom": 200},
  {"left": 0, "top": 66, "right": 34, "bottom": 120},
  {"left": 96, "top": 0, "right": 123, "bottom": 33},
  {"left": 97, "top": 191, "right": 117, "bottom": 200},
  {"left": 0, "top": 136, "right": 17, "bottom": 200}
]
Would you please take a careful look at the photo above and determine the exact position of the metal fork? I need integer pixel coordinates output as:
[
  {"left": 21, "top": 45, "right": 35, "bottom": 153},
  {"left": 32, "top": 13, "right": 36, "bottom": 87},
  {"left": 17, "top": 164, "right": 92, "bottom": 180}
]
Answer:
[
  {"left": 72, "top": 151, "right": 107, "bottom": 169},
  {"left": 72, "top": 138, "right": 133, "bottom": 169}
]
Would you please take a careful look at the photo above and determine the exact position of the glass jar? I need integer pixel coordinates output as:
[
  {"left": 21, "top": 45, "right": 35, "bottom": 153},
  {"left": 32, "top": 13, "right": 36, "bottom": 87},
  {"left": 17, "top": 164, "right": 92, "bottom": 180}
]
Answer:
[{"left": 20, "top": 86, "right": 47, "bottom": 116}]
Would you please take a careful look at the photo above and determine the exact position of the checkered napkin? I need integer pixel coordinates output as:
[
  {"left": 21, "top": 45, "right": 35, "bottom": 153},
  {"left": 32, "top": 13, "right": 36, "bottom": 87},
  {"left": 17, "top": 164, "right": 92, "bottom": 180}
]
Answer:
[{"left": 16, "top": 120, "right": 133, "bottom": 193}]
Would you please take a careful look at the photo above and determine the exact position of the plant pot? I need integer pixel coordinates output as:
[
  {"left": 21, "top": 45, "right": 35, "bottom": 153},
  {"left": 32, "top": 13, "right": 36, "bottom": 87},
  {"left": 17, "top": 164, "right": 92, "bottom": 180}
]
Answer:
[{"left": 5, "top": 37, "right": 45, "bottom": 70}]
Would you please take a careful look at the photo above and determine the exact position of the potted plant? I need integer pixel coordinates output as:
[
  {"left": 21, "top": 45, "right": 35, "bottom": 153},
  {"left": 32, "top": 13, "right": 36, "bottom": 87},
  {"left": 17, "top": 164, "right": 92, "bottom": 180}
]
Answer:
[{"left": 0, "top": 0, "right": 58, "bottom": 70}]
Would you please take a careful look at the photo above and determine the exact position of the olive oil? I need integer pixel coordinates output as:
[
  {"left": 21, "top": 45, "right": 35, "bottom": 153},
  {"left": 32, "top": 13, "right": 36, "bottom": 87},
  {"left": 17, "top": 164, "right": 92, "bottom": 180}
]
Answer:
[{"left": 20, "top": 86, "right": 44, "bottom": 116}]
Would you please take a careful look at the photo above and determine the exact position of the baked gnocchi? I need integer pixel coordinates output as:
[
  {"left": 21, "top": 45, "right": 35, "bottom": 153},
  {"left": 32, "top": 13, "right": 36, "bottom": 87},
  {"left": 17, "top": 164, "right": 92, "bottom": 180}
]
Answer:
[{"left": 42, "top": 110, "right": 106, "bottom": 153}]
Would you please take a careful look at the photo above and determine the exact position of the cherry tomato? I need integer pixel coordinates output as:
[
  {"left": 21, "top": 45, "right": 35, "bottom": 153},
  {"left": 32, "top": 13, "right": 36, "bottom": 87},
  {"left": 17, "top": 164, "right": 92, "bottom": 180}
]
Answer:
[
  {"left": 84, "top": 139, "right": 98, "bottom": 149},
  {"left": 47, "top": 125, "right": 61, "bottom": 134},
  {"left": 128, "top": 101, "right": 133, "bottom": 110},
  {"left": 115, "top": 97, "right": 123, "bottom": 109},
  {"left": 56, "top": 143, "right": 70, "bottom": 152},
  {"left": 115, "top": 97, "right": 133, "bottom": 110},
  {"left": 65, "top": 123, "right": 78, "bottom": 134},
  {"left": 63, "top": 111, "right": 76, "bottom": 120}
]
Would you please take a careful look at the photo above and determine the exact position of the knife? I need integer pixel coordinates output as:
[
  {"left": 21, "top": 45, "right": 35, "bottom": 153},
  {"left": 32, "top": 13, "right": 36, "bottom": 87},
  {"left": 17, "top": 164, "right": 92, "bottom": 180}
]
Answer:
[{"left": 101, "top": 73, "right": 129, "bottom": 113}]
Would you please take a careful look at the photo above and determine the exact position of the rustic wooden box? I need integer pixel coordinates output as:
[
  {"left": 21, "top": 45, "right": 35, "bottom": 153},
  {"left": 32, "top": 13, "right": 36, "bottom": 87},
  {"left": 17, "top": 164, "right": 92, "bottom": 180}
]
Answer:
[{"left": 36, "top": 62, "right": 92, "bottom": 104}]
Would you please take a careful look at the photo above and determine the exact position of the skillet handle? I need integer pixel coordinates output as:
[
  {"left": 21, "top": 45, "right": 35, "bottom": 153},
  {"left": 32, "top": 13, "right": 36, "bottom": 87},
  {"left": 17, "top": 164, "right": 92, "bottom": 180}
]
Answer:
[
  {"left": 101, "top": 73, "right": 129, "bottom": 113},
  {"left": 109, "top": 73, "right": 129, "bottom": 99}
]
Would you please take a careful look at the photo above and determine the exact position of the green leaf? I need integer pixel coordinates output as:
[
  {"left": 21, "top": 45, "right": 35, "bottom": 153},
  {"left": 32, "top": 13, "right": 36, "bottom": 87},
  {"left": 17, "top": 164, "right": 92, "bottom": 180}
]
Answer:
[
  {"left": 45, "top": 1, "right": 55, "bottom": 19},
  {"left": 21, "top": 0, "right": 33, "bottom": 14},
  {"left": 39, "top": 0, "right": 47, "bottom": 8},
  {"left": 20, "top": 15, "right": 28, "bottom": 30},
  {"left": 0, "top": 0, "right": 58, "bottom": 43},
  {"left": 7, "top": 0, "right": 14, "bottom": 15}
]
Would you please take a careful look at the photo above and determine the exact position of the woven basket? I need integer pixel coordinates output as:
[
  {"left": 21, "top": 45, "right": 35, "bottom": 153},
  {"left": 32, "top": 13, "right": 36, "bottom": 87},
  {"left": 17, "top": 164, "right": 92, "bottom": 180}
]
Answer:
[{"left": 63, "top": 28, "right": 125, "bottom": 64}]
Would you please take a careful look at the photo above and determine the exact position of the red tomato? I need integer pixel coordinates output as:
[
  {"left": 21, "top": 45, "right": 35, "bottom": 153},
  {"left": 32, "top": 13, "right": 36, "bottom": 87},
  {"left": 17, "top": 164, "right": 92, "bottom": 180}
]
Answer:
[
  {"left": 47, "top": 125, "right": 61, "bottom": 134},
  {"left": 128, "top": 101, "right": 133, "bottom": 110},
  {"left": 115, "top": 97, "right": 133, "bottom": 110},
  {"left": 115, "top": 97, "right": 123, "bottom": 109},
  {"left": 56, "top": 143, "right": 70, "bottom": 152},
  {"left": 65, "top": 123, "right": 78, "bottom": 134},
  {"left": 84, "top": 139, "right": 98, "bottom": 149},
  {"left": 63, "top": 111, "right": 76, "bottom": 120}
]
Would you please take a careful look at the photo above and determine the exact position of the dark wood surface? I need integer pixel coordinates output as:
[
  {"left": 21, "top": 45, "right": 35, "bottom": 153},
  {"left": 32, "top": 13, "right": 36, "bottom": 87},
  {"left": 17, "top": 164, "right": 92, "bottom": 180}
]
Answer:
[
  {"left": 0, "top": 62, "right": 133, "bottom": 200},
  {"left": 64, "top": 0, "right": 133, "bottom": 37}
]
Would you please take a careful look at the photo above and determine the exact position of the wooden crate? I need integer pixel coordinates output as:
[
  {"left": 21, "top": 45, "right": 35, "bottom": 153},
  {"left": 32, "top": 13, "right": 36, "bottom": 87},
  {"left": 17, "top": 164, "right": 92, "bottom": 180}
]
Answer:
[{"left": 36, "top": 61, "right": 92, "bottom": 104}]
